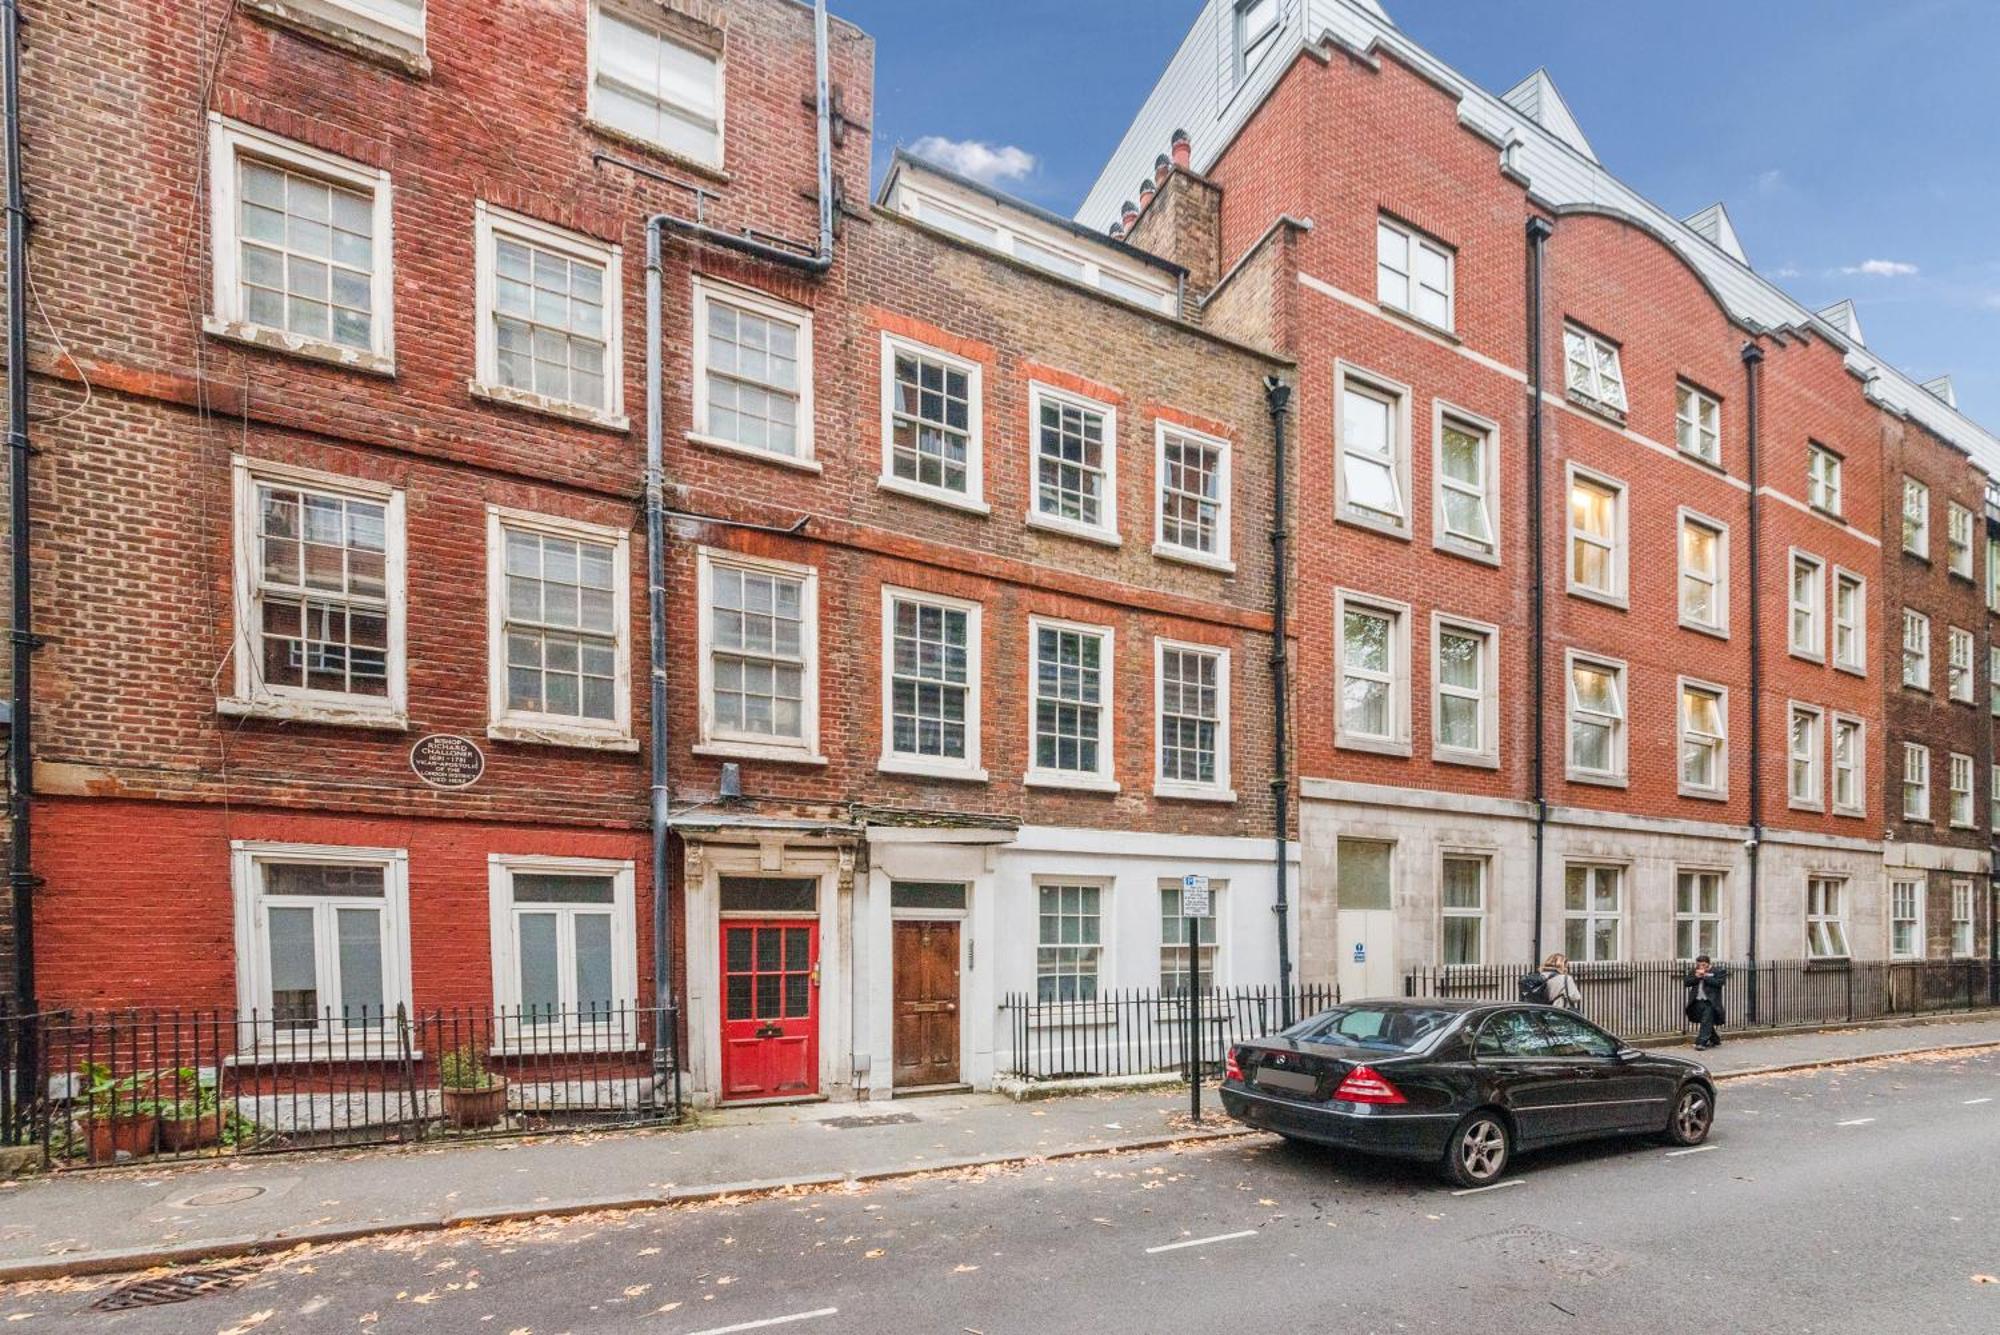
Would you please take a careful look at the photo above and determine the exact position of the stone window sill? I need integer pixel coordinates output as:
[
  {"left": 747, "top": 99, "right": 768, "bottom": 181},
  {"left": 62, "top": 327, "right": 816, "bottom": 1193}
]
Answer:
[
  {"left": 204, "top": 315, "right": 395, "bottom": 377},
  {"left": 470, "top": 380, "right": 629, "bottom": 433},
  {"left": 239, "top": 0, "right": 431, "bottom": 78},
  {"left": 218, "top": 694, "right": 408, "bottom": 733}
]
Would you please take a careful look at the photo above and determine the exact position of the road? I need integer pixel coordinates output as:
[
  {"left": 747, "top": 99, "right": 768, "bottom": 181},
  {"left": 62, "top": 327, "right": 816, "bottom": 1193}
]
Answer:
[{"left": 4, "top": 1049, "right": 1996, "bottom": 1333}]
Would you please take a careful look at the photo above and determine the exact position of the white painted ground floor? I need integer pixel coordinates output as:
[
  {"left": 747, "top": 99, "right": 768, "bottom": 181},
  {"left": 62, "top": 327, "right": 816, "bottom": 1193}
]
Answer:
[
  {"left": 1299, "top": 778, "right": 1994, "bottom": 999},
  {"left": 673, "top": 818, "right": 1300, "bottom": 1107}
]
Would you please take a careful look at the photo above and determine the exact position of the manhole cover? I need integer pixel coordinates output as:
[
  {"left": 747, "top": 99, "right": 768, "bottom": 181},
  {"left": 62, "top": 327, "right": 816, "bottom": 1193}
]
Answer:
[
  {"left": 91, "top": 1264, "right": 264, "bottom": 1311},
  {"left": 1472, "top": 1225, "right": 1622, "bottom": 1279},
  {"left": 181, "top": 1185, "right": 268, "bottom": 1207},
  {"left": 822, "top": 1113, "right": 921, "bottom": 1129}
]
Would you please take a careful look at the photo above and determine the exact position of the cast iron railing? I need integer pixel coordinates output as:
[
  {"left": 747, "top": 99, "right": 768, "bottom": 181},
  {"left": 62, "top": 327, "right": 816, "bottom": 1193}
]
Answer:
[{"left": 998, "top": 984, "right": 1339, "bottom": 1081}]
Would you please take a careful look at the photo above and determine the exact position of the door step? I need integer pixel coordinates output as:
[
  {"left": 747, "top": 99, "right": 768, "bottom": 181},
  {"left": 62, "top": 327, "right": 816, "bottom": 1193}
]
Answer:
[{"left": 893, "top": 1082, "right": 973, "bottom": 1099}]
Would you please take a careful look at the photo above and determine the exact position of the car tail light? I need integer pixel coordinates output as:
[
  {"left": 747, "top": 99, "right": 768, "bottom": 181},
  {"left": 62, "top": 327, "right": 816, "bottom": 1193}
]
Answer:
[
  {"left": 1333, "top": 1065, "right": 1407, "bottom": 1105},
  {"left": 1225, "top": 1046, "right": 1245, "bottom": 1082}
]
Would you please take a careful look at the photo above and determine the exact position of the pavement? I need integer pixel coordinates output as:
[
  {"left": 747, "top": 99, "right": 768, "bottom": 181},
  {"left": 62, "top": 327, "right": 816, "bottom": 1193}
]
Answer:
[
  {"left": 1, "top": 1010, "right": 1998, "bottom": 1285},
  {"left": 5, "top": 1043, "right": 1996, "bottom": 1333}
]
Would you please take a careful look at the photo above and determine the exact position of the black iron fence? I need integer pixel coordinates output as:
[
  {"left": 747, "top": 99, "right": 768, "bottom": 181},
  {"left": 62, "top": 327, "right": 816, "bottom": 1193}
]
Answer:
[
  {"left": 1402, "top": 958, "right": 2000, "bottom": 1042},
  {"left": 998, "top": 984, "right": 1339, "bottom": 1081},
  {"left": 1, "top": 1004, "right": 682, "bottom": 1168}
]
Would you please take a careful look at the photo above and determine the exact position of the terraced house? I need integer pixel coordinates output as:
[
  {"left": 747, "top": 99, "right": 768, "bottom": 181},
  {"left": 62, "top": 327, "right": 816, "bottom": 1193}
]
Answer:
[{"left": 1, "top": 0, "right": 1995, "bottom": 1115}]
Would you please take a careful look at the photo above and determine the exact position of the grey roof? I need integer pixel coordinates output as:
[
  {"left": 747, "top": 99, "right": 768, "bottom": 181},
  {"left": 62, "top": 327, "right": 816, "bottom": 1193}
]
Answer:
[
  {"left": 1817, "top": 300, "right": 1865, "bottom": 347},
  {"left": 1922, "top": 375, "right": 1958, "bottom": 410},
  {"left": 1682, "top": 202, "right": 1749, "bottom": 267},
  {"left": 1078, "top": 0, "right": 2000, "bottom": 477}
]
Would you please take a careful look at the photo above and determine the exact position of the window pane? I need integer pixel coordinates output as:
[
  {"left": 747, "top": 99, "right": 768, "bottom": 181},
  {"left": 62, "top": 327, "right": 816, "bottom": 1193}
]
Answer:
[
  {"left": 336, "top": 907, "right": 385, "bottom": 1024},
  {"left": 1336, "top": 839, "right": 1392, "bottom": 910},
  {"left": 573, "top": 913, "right": 614, "bottom": 1017},
  {"left": 268, "top": 906, "right": 318, "bottom": 1026},
  {"left": 519, "top": 913, "right": 560, "bottom": 1018}
]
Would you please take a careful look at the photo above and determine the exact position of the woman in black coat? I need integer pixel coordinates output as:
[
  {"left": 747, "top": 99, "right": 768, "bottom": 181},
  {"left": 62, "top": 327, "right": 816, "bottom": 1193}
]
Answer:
[{"left": 1684, "top": 955, "right": 1727, "bottom": 1050}]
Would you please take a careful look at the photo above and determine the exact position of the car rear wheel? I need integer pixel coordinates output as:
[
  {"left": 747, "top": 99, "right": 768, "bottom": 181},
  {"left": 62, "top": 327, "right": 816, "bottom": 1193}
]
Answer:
[
  {"left": 1442, "top": 1110, "right": 1511, "bottom": 1188},
  {"left": 1665, "top": 1082, "right": 1714, "bottom": 1146}
]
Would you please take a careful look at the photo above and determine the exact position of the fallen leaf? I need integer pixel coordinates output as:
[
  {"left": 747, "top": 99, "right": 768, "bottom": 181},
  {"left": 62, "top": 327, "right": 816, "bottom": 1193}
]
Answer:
[
  {"left": 218, "top": 1313, "right": 276, "bottom": 1335},
  {"left": 624, "top": 1285, "right": 651, "bottom": 1298},
  {"left": 653, "top": 1303, "right": 684, "bottom": 1316},
  {"left": 953, "top": 1264, "right": 980, "bottom": 1273},
  {"left": 1974, "top": 1276, "right": 1998, "bottom": 1285},
  {"left": 865, "top": 1249, "right": 886, "bottom": 1259}
]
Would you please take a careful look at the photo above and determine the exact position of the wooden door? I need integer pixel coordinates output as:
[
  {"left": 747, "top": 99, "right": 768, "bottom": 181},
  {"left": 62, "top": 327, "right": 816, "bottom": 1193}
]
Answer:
[
  {"left": 719, "top": 920, "right": 818, "bottom": 1101},
  {"left": 892, "top": 920, "right": 960, "bottom": 1087}
]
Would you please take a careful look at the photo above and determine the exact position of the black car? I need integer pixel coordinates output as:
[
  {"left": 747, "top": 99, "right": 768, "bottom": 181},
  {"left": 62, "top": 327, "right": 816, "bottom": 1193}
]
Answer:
[{"left": 1220, "top": 998, "right": 1714, "bottom": 1187}]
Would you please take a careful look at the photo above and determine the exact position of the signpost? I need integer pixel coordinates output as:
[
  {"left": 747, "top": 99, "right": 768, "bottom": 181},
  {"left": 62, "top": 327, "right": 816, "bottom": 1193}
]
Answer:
[{"left": 1182, "top": 874, "right": 1210, "bottom": 1121}]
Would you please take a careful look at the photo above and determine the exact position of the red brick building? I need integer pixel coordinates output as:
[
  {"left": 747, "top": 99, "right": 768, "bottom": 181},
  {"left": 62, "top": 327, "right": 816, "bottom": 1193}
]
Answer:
[
  {"left": 5, "top": 0, "right": 1295, "bottom": 1104},
  {"left": 1084, "top": 0, "right": 1998, "bottom": 994}
]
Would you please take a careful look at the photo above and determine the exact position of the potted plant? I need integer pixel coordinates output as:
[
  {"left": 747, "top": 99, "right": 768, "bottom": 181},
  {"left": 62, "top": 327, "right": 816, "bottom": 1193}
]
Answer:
[
  {"left": 76, "top": 1062, "right": 159, "bottom": 1162},
  {"left": 157, "top": 1067, "right": 226, "bottom": 1152},
  {"left": 438, "top": 1045, "right": 507, "bottom": 1129}
]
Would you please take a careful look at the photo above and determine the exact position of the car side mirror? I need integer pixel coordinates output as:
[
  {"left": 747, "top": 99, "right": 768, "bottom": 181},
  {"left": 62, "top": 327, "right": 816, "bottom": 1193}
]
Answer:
[{"left": 1615, "top": 1047, "right": 1640, "bottom": 1061}]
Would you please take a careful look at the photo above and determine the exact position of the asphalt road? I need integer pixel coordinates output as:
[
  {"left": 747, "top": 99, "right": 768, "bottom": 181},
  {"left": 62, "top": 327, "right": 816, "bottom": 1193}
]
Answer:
[{"left": 6, "top": 1050, "right": 1997, "bottom": 1334}]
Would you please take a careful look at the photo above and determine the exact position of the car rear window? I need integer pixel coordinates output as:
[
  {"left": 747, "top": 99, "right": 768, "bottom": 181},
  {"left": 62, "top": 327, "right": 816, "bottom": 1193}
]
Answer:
[{"left": 1284, "top": 1005, "right": 1458, "bottom": 1052}]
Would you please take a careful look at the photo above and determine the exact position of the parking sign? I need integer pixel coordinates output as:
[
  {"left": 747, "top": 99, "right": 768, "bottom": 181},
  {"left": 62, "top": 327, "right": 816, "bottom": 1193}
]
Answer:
[{"left": 1181, "top": 873, "right": 1210, "bottom": 918}]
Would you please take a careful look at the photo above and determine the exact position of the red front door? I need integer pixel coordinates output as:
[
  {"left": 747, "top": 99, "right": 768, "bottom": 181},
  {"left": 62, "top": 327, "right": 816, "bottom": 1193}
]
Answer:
[{"left": 720, "top": 919, "right": 819, "bottom": 1101}]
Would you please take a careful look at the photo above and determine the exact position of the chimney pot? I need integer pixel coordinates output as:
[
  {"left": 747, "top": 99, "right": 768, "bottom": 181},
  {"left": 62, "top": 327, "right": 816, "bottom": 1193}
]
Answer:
[
  {"left": 1154, "top": 153, "right": 1172, "bottom": 186},
  {"left": 1109, "top": 222, "right": 1126, "bottom": 240},
  {"left": 1120, "top": 199, "right": 1140, "bottom": 228},
  {"left": 1138, "top": 179, "right": 1156, "bottom": 209},
  {"left": 1170, "top": 129, "right": 1192, "bottom": 169}
]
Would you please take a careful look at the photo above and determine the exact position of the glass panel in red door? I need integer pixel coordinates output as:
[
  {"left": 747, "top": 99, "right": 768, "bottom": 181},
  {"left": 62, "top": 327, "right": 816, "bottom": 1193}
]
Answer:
[{"left": 720, "top": 920, "right": 819, "bottom": 1100}]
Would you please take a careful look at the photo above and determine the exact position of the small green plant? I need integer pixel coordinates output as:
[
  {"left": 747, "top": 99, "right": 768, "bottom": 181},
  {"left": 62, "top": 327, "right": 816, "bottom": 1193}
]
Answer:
[
  {"left": 155, "top": 1066, "right": 220, "bottom": 1120},
  {"left": 438, "top": 1045, "right": 495, "bottom": 1091},
  {"left": 75, "top": 1061, "right": 160, "bottom": 1118}
]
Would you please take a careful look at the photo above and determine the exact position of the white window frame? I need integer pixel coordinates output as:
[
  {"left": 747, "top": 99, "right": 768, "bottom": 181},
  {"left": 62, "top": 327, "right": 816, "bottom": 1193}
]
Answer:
[
  {"left": 1787, "top": 702, "right": 1824, "bottom": 812},
  {"left": 1562, "top": 323, "right": 1627, "bottom": 415},
  {"left": 1806, "top": 876, "right": 1850, "bottom": 960},
  {"left": 1376, "top": 214, "right": 1454, "bottom": 331},
  {"left": 1831, "top": 714, "right": 1865, "bottom": 818},
  {"left": 1903, "top": 476, "right": 1930, "bottom": 558},
  {"left": 1903, "top": 609, "right": 1931, "bottom": 692},
  {"left": 1035, "top": 877, "right": 1109, "bottom": 1003},
  {"left": 486, "top": 855, "right": 639, "bottom": 1050},
  {"left": 1807, "top": 443, "right": 1843, "bottom": 516},
  {"left": 240, "top": 0, "right": 427, "bottom": 67},
  {"left": 1889, "top": 877, "right": 1923, "bottom": 961},
  {"left": 1950, "top": 751, "right": 1977, "bottom": 829},
  {"left": 230, "top": 840, "right": 412, "bottom": 1053},
  {"left": 1903, "top": 742, "right": 1932, "bottom": 822},
  {"left": 485, "top": 506, "right": 633, "bottom": 750},
  {"left": 1334, "top": 589, "right": 1412, "bottom": 757},
  {"left": 222, "top": 455, "right": 408, "bottom": 729},
  {"left": 1787, "top": 549, "right": 1824, "bottom": 661},
  {"left": 690, "top": 276, "right": 816, "bottom": 469},
  {"left": 206, "top": 115, "right": 396, "bottom": 372},
  {"left": 471, "top": 203, "right": 626, "bottom": 428},
  {"left": 1674, "top": 868, "right": 1726, "bottom": 962},
  {"left": 1432, "top": 402, "right": 1499, "bottom": 564},
  {"left": 1948, "top": 626, "right": 1976, "bottom": 704},
  {"left": 587, "top": 0, "right": 725, "bottom": 169},
  {"left": 1438, "top": 851, "right": 1491, "bottom": 967},
  {"left": 1565, "top": 464, "right": 1628, "bottom": 606},
  {"left": 1678, "top": 677, "right": 1728, "bottom": 801},
  {"left": 877, "top": 332, "right": 986, "bottom": 513},
  {"left": 877, "top": 586, "right": 984, "bottom": 782},
  {"left": 1153, "top": 420, "right": 1234, "bottom": 571},
  {"left": 1675, "top": 382, "right": 1720, "bottom": 465},
  {"left": 694, "top": 547, "right": 824, "bottom": 764},
  {"left": 1160, "top": 879, "right": 1223, "bottom": 993},
  {"left": 1565, "top": 650, "right": 1628, "bottom": 786},
  {"left": 1431, "top": 613, "right": 1498, "bottom": 768},
  {"left": 1562, "top": 862, "right": 1626, "bottom": 964},
  {"left": 1334, "top": 362, "right": 1412, "bottom": 539},
  {"left": 1951, "top": 880, "right": 1976, "bottom": 958},
  {"left": 1992, "top": 645, "right": 2000, "bottom": 717},
  {"left": 1232, "top": 0, "right": 1281, "bottom": 81},
  {"left": 1025, "top": 381, "right": 1121, "bottom": 546},
  {"left": 1832, "top": 568, "right": 1866, "bottom": 675},
  {"left": 1993, "top": 762, "right": 2000, "bottom": 831},
  {"left": 1989, "top": 534, "right": 2000, "bottom": 612},
  {"left": 1026, "top": 615, "right": 1118, "bottom": 792},
  {"left": 1153, "top": 638, "right": 1233, "bottom": 802},
  {"left": 1948, "top": 502, "right": 1975, "bottom": 579},
  {"left": 1677, "top": 509, "right": 1728, "bottom": 637}
]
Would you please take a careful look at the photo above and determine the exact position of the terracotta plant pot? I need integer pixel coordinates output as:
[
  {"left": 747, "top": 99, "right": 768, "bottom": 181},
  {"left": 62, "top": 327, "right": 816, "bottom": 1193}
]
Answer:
[
  {"left": 440, "top": 1077, "right": 508, "bottom": 1129},
  {"left": 159, "top": 1108, "right": 225, "bottom": 1152},
  {"left": 86, "top": 1113, "right": 158, "bottom": 1163}
]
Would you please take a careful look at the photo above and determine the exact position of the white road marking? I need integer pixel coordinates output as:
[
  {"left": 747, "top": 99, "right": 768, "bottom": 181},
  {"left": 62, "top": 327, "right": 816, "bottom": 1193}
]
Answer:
[
  {"left": 685, "top": 1309, "right": 839, "bottom": 1335},
  {"left": 1145, "top": 1229, "right": 1258, "bottom": 1255},
  {"left": 1835, "top": 1117, "right": 1876, "bottom": 1126},
  {"left": 1665, "top": 1145, "right": 1718, "bottom": 1157},
  {"left": 1965, "top": 1098, "right": 1993, "bottom": 1105},
  {"left": 1449, "top": 1179, "right": 1524, "bottom": 1197}
]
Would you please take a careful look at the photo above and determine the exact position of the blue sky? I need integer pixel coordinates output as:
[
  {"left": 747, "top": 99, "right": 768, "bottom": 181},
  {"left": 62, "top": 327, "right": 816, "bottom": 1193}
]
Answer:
[{"left": 839, "top": 0, "right": 2000, "bottom": 427}]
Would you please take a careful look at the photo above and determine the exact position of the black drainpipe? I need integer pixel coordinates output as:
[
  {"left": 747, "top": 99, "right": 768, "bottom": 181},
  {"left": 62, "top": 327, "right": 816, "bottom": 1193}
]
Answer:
[
  {"left": 1525, "top": 216, "right": 1551, "bottom": 966},
  {"left": 638, "top": 0, "right": 839, "bottom": 1104},
  {"left": 1263, "top": 375, "right": 1294, "bottom": 1023},
  {"left": 5, "top": 0, "right": 36, "bottom": 1047},
  {"left": 1742, "top": 340, "right": 1765, "bottom": 1023}
]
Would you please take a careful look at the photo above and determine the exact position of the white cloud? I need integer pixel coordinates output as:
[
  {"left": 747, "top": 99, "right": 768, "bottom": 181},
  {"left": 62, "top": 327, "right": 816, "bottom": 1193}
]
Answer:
[
  {"left": 1842, "top": 258, "right": 1919, "bottom": 277},
  {"left": 909, "top": 135, "right": 1037, "bottom": 187},
  {"left": 1755, "top": 168, "right": 1785, "bottom": 196},
  {"left": 1771, "top": 264, "right": 1801, "bottom": 279}
]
